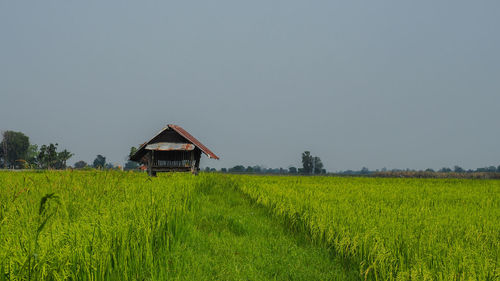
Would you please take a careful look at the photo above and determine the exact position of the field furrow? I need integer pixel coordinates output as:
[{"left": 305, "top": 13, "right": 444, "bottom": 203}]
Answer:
[
  {"left": 234, "top": 175, "right": 500, "bottom": 280},
  {"left": 1, "top": 171, "right": 359, "bottom": 280}
]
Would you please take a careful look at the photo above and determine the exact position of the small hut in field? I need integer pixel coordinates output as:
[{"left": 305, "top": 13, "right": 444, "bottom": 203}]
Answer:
[{"left": 130, "top": 124, "right": 219, "bottom": 176}]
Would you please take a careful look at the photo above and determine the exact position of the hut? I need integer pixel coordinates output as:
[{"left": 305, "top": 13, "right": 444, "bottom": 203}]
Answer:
[{"left": 130, "top": 124, "right": 219, "bottom": 176}]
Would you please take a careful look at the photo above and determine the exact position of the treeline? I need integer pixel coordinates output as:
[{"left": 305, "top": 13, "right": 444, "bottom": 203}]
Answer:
[
  {"left": 372, "top": 171, "right": 500, "bottom": 179},
  {"left": 0, "top": 131, "right": 72, "bottom": 169},
  {"left": 205, "top": 151, "right": 326, "bottom": 175},
  {"left": 205, "top": 165, "right": 296, "bottom": 174},
  {"left": 3, "top": 130, "right": 499, "bottom": 178},
  {"left": 0, "top": 130, "right": 133, "bottom": 170},
  {"left": 73, "top": 155, "right": 124, "bottom": 170},
  {"left": 73, "top": 147, "right": 139, "bottom": 171},
  {"left": 205, "top": 165, "right": 500, "bottom": 179},
  {"left": 336, "top": 166, "right": 500, "bottom": 175},
  {"left": 334, "top": 166, "right": 500, "bottom": 179}
]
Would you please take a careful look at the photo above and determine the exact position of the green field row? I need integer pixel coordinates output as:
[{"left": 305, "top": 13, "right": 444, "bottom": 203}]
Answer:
[
  {"left": 1, "top": 171, "right": 499, "bottom": 280},
  {"left": 1, "top": 171, "right": 357, "bottom": 280},
  {"left": 234, "top": 175, "right": 500, "bottom": 280}
]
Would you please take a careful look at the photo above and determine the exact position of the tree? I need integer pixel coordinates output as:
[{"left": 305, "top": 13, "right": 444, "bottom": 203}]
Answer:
[
  {"left": 360, "top": 167, "right": 370, "bottom": 175},
  {"left": 301, "top": 151, "right": 313, "bottom": 174},
  {"left": 1, "top": 131, "right": 30, "bottom": 168},
  {"left": 476, "top": 166, "right": 497, "bottom": 173},
  {"left": 25, "top": 144, "right": 39, "bottom": 168},
  {"left": 129, "top": 147, "right": 138, "bottom": 159},
  {"left": 313, "top": 157, "right": 324, "bottom": 174},
  {"left": 56, "top": 149, "right": 73, "bottom": 169},
  {"left": 302, "top": 151, "right": 326, "bottom": 174},
  {"left": 453, "top": 166, "right": 465, "bottom": 173},
  {"left": 497, "top": 165, "right": 500, "bottom": 173},
  {"left": 93, "top": 155, "right": 106, "bottom": 168},
  {"left": 220, "top": 168, "right": 227, "bottom": 173},
  {"left": 253, "top": 165, "right": 262, "bottom": 173},
  {"left": 38, "top": 143, "right": 59, "bottom": 169},
  {"left": 229, "top": 165, "right": 245, "bottom": 173},
  {"left": 438, "top": 167, "right": 452, "bottom": 173},
  {"left": 37, "top": 143, "right": 73, "bottom": 169},
  {"left": 288, "top": 167, "right": 297, "bottom": 174},
  {"left": 74, "top": 160, "right": 88, "bottom": 169}
]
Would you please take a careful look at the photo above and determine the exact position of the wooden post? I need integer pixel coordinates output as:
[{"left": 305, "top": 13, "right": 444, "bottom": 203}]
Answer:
[
  {"left": 151, "top": 151, "right": 157, "bottom": 177},
  {"left": 194, "top": 150, "right": 201, "bottom": 175},
  {"left": 147, "top": 151, "right": 152, "bottom": 177},
  {"left": 190, "top": 150, "right": 196, "bottom": 175}
]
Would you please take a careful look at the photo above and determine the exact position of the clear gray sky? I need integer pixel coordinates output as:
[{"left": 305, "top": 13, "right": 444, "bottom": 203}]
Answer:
[{"left": 1, "top": 1, "right": 499, "bottom": 171}]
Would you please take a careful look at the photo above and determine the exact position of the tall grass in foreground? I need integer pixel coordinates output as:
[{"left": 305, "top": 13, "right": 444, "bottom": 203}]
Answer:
[
  {"left": 235, "top": 176, "right": 500, "bottom": 280},
  {"left": 2, "top": 171, "right": 499, "bottom": 280},
  {"left": 0, "top": 171, "right": 201, "bottom": 280}
]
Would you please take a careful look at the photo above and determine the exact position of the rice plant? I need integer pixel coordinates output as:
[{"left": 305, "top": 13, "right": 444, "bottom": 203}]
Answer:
[
  {"left": 235, "top": 176, "right": 500, "bottom": 280},
  {"left": 0, "top": 170, "right": 198, "bottom": 280},
  {"left": 1, "top": 171, "right": 498, "bottom": 280}
]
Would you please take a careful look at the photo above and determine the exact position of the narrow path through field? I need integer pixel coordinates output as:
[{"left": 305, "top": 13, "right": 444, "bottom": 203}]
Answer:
[{"left": 170, "top": 182, "right": 360, "bottom": 280}]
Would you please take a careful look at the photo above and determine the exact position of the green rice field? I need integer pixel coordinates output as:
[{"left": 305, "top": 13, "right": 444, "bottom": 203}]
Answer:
[{"left": 0, "top": 171, "right": 498, "bottom": 280}]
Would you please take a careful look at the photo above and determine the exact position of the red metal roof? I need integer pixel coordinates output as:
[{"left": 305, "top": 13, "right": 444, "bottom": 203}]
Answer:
[
  {"left": 130, "top": 124, "right": 220, "bottom": 161},
  {"left": 167, "top": 124, "right": 219, "bottom": 159}
]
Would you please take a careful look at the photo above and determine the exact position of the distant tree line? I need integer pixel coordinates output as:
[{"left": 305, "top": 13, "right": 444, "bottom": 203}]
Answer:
[
  {"left": 0, "top": 131, "right": 73, "bottom": 169},
  {"left": 208, "top": 165, "right": 291, "bottom": 174},
  {"left": 3, "top": 131, "right": 499, "bottom": 176},
  {"left": 0, "top": 130, "right": 129, "bottom": 170},
  {"left": 73, "top": 154, "right": 124, "bottom": 170},
  {"left": 206, "top": 162, "right": 500, "bottom": 177},
  {"left": 335, "top": 165, "right": 500, "bottom": 175},
  {"left": 203, "top": 151, "right": 326, "bottom": 175},
  {"left": 74, "top": 146, "right": 140, "bottom": 171}
]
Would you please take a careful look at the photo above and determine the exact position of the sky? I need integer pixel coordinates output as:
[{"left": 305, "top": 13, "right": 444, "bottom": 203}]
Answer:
[{"left": 1, "top": 1, "right": 499, "bottom": 171}]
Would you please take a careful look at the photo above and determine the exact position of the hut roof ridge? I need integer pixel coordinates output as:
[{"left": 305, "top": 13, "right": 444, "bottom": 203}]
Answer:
[
  {"left": 130, "top": 124, "right": 219, "bottom": 161},
  {"left": 167, "top": 124, "right": 219, "bottom": 159}
]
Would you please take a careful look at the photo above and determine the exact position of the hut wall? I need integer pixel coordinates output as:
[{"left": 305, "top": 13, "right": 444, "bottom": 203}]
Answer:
[
  {"left": 151, "top": 149, "right": 201, "bottom": 168},
  {"left": 150, "top": 129, "right": 187, "bottom": 143}
]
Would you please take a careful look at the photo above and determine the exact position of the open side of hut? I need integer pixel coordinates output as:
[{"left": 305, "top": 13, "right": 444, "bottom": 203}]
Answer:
[{"left": 130, "top": 124, "right": 219, "bottom": 176}]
